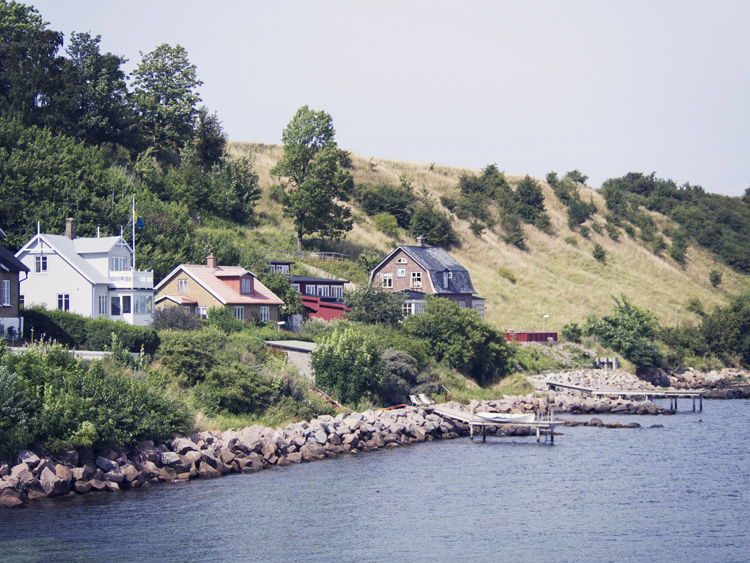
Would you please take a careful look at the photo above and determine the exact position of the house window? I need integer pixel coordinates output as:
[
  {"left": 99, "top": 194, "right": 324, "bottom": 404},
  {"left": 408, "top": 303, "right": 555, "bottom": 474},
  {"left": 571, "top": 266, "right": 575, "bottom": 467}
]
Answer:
[
  {"left": 35, "top": 256, "right": 47, "bottom": 273},
  {"left": 196, "top": 306, "right": 208, "bottom": 319},
  {"left": 331, "top": 285, "right": 343, "bottom": 299},
  {"left": 443, "top": 272, "right": 450, "bottom": 289},
  {"left": 110, "top": 256, "right": 130, "bottom": 271},
  {"left": 177, "top": 279, "right": 188, "bottom": 293},
  {"left": 402, "top": 302, "right": 412, "bottom": 316},
  {"left": 111, "top": 296, "right": 121, "bottom": 316},
  {"left": 305, "top": 285, "right": 316, "bottom": 295},
  {"left": 291, "top": 283, "right": 300, "bottom": 293},
  {"left": 459, "top": 300, "right": 466, "bottom": 308},
  {"left": 134, "top": 295, "right": 153, "bottom": 314},
  {"left": 241, "top": 278, "right": 251, "bottom": 294},
  {"left": 234, "top": 306, "right": 244, "bottom": 320},
  {"left": 397, "top": 268, "right": 406, "bottom": 278},
  {"left": 396, "top": 257, "right": 407, "bottom": 264},
  {"left": 411, "top": 271, "right": 422, "bottom": 288},
  {"left": 98, "top": 295, "right": 108, "bottom": 315},
  {"left": 260, "top": 306, "right": 270, "bottom": 323},
  {"left": 317, "top": 285, "right": 329, "bottom": 297},
  {"left": 382, "top": 272, "right": 393, "bottom": 288},
  {"left": 2, "top": 280, "right": 10, "bottom": 306},
  {"left": 122, "top": 296, "right": 132, "bottom": 314},
  {"left": 57, "top": 294, "right": 70, "bottom": 311},
  {"left": 272, "top": 264, "right": 289, "bottom": 274}
]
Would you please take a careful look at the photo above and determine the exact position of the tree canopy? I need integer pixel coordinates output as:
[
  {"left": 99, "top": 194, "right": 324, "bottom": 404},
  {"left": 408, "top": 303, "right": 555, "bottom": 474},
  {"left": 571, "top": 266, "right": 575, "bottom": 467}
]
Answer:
[{"left": 270, "top": 106, "right": 353, "bottom": 250}]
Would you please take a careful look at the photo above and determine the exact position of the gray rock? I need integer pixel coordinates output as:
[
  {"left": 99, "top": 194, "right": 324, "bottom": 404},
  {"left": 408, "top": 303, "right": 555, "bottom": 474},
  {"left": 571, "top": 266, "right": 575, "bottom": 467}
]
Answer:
[
  {"left": 15, "top": 450, "right": 40, "bottom": 469},
  {"left": 159, "top": 451, "right": 181, "bottom": 467},
  {"left": 39, "top": 467, "right": 70, "bottom": 497},
  {"left": 0, "top": 463, "right": 9, "bottom": 478},
  {"left": 95, "top": 456, "right": 118, "bottom": 472},
  {"left": 10, "top": 463, "right": 35, "bottom": 488},
  {"left": 0, "top": 488, "right": 24, "bottom": 508},
  {"left": 172, "top": 437, "right": 199, "bottom": 455}
]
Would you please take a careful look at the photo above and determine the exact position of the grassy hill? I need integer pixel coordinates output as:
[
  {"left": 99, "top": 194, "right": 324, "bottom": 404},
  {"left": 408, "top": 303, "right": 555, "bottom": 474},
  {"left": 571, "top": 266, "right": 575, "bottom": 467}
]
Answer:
[{"left": 230, "top": 141, "right": 747, "bottom": 333}]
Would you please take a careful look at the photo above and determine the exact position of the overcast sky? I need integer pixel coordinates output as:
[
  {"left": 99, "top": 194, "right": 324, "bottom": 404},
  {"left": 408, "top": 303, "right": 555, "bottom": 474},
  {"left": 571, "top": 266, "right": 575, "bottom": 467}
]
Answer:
[{"left": 26, "top": 0, "right": 750, "bottom": 195}]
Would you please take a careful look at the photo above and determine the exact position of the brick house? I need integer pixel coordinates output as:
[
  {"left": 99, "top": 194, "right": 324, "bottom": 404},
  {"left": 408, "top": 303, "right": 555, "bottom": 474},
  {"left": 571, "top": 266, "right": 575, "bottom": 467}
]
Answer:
[
  {"left": 154, "top": 254, "right": 284, "bottom": 324},
  {"left": 369, "top": 237, "right": 485, "bottom": 318}
]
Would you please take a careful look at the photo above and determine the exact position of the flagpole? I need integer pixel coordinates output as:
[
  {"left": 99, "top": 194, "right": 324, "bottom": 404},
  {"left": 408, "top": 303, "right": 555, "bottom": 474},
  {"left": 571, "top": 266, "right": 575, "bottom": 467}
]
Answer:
[{"left": 132, "top": 196, "right": 136, "bottom": 270}]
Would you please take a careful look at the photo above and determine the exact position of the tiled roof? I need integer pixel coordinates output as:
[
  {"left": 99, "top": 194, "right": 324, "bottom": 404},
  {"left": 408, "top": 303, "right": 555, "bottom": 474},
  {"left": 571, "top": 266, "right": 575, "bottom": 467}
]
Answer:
[
  {"left": 158, "top": 264, "right": 283, "bottom": 306},
  {"left": 155, "top": 294, "right": 198, "bottom": 305}
]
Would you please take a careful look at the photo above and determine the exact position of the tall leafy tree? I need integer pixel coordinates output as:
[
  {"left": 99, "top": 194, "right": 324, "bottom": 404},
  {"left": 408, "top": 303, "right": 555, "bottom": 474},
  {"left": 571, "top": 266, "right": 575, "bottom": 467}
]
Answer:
[
  {"left": 270, "top": 105, "right": 353, "bottom": 250},
  {"left": 61, "top": 32, "right": 134, "bottom": 147},
  {"left": 131, "top": 43, "right": 202, "bottom": 158},
  {"left": 192, "top": 106, "right": 226, "bottom": 170},
  {"left": 0, "top": 1, "right": 64, "bottom": 127}
]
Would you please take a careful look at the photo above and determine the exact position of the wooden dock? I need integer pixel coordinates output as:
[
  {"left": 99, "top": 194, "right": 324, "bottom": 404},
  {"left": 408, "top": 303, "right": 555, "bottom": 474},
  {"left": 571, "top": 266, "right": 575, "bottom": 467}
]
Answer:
[
  {"left": 433, "top": 406, "right": 567, "bottom": 443},
  {"left": 544, "top": 381, "right": 705, "bottom": 411}
]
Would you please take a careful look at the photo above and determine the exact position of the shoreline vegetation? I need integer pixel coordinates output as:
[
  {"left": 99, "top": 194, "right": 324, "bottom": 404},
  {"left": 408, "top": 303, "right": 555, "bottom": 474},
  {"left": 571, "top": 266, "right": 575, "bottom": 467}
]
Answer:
[{"left": 2, "top": 367, "right": 747, "bottom": 509}]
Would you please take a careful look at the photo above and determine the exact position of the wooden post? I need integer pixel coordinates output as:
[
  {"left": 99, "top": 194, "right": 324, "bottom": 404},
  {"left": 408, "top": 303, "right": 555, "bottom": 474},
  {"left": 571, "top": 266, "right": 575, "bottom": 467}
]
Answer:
[
  {"left": 536, "top": 425, "right": 540, "bottom": 442},
  {"left": 700, "top": 394, "right": 703, "bottom": 412},
  {"left": 693, "top": 396, "right": 696, "bottom": 412},
  {"left": 482, "top": 424, "right": 486, "bottom": 442}
]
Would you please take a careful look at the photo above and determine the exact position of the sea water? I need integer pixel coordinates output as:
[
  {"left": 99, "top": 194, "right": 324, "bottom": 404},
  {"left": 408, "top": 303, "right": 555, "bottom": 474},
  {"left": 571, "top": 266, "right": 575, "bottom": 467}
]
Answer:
[{"left": 1, "top": 399, "right": 748, "bottom": 563}]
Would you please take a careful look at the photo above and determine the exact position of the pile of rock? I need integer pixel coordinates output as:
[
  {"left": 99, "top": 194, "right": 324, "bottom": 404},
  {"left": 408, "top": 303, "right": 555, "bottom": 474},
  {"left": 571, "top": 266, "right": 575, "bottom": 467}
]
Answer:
[
  {"left": 477, "top": 390, "right": 669, "bottom": 416},
  {"left": 1, "top": 406, "right": 464, "bottom": 509}
]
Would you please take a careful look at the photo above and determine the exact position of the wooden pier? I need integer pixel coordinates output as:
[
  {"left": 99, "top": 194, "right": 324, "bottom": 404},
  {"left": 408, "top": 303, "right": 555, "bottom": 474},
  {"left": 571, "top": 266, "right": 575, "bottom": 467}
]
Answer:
[
  {"left": 433, "top": 406, "right": 567, "bottom": 443},
  {"left": 545, "top": 381, "right": 705, "bottom": 411}
]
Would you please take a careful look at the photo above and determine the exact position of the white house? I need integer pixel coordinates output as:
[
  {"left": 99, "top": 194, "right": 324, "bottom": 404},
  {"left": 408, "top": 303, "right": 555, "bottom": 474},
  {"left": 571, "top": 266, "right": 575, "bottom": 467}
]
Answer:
[{"left": 15, "top": 219, "right": 154, "bottom": 326}]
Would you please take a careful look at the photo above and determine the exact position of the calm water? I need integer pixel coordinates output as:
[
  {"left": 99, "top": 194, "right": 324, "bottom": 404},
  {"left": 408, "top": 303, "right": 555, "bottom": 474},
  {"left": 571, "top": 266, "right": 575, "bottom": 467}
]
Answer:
[{"left": 1, "top": 399, "right": 749, "bottom": 563}]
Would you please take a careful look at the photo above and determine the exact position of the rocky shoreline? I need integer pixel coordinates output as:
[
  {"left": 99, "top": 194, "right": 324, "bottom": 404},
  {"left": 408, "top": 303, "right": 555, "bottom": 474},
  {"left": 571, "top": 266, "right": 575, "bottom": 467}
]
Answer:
[{"left": 3, "top": 368, "right": 748, "bottom": 509}]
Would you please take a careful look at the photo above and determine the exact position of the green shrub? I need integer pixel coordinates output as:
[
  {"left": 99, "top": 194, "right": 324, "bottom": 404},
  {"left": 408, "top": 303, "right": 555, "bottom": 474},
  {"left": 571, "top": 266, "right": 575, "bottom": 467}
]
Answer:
[
  {"left": 593, "top": 242, "right": 606, "bottom": 263},
  {"left": 561, "top": 322, "right": 583, "bottom": 343},
  {"left": 402, "top": 296, "right": 514, "bottom": 385},
  {"left": 502, "top": 215, "right": 526, "bottom": 250},
  {"left": 156, "top": 327, "right": 228, "bottom": 386},
  {"left": 207, "top": 306, "right": 246, "bottom": 334},
  {"left": 153, "top": 306, "right": 203, "bottom": 331},
  {"left": 469, "top": 220, "right": 485, "bottom": 237},
  {"left": 194, "top": 363, "right": 273, "bottom": 416},
  {"left": 497, "top": 267, "right": 516, "bottom": 284},
  {"left": 345, "top": 285, "right": 404, "bottom": 325},
  {"left": 564, "top": 236, "right": 578, "bottom": 246},
  {"left": 312, "top": 326, "right": 386, "bottom": 405},
  {"left": 85, "top": 318, "right": 160, "bottom": 355},
  {"left": 373, "top": 212, "right": 400, "bottom": 237},
  {"left": 709, "top": 269, "right": 723, "bottom": 287}
]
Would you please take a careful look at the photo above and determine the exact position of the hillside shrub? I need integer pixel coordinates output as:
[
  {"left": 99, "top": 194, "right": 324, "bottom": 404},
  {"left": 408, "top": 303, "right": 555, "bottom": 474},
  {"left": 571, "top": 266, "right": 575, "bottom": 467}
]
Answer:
[
  {"left": 585, "top": 295, "right": 660, "bottom": 371},
  {"left": 85, "top": 318, "right": 160, "bottom": 355},
  {"left": 354, "top": 180, "right": 414, "bottom": 228},
  {"left": 409, "top": 202, "right": 459, "bottom": 249},
  {"left": 373, "top": 212, "right": 400, "bottom": 237},
  {"left": 156, "top": 327, "right": 228, "bottom": 386},
  {"left": 153, "top": 306, "right": 202, "bottom": 331},
  {"left": 561, "top": 322, "right": 583, "bottom": 343},
  {"left": 700, "top": 293, "right": 750, "bottom": 366},
  {"left": 194, "top": 363, "right": 273, "bottom": 416},
  {"left": 593, "top": 243, "right": 606, "bottom": 263},
  {"left": 345, "top": 285, "right": 404, "bottom": 325},
  {"left": 709, "top": 269, "right": 723, "bottom": 287},
  {"left": 380, "top": 348, "right": 440, "bottom": 406}
]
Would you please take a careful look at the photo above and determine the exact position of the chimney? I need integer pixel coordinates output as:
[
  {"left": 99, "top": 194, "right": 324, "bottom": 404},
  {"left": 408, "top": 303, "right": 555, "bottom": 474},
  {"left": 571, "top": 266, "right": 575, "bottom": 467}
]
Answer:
[
  {"left": 206, "top": 253, "right": 217, "bottom": 268},
  {"left": 65, "top": 218, "right": 76, "bottom": 240},
  {"left": 416, "top": 235, "right": 426, "bottom": 247}
]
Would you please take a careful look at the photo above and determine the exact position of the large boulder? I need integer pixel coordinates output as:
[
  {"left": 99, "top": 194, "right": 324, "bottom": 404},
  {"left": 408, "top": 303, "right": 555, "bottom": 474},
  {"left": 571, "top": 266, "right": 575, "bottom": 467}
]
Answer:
[
  {"left": 10, "top": 463, "right": 36, "bottom": 488},
  {"left": 0, "top": 488, "right": 24, "bottom": 508},
  {"left": 172, "top": 437, "right": 200, "bottom": 455},
  {"left": 39, "top": 466, "right": 70, "bottom": 497},
  {"left": 95, "top": 456, "right": 118, "bottom": 473},
  {"left": 15, "top": 450, "right": 40, "bottom": 469}
]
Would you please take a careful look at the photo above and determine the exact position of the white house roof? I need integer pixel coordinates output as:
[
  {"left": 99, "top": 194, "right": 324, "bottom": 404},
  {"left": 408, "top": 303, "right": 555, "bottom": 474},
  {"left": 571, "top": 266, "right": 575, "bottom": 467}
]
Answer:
[{"left": 15, "top": 234, "right": 131, "bottom": 286}]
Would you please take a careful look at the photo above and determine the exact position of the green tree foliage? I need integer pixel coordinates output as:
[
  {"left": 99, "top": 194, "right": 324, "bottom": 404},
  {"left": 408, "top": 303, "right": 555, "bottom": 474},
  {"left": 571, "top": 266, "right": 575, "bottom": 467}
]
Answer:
[
  {"left": 345, "top": 284, "right": 404, "bottom": 325},
  {"left": 153, "top": 306, "right": 202, "bottom": 331},
  {"left": 669, "top": 230, "right": 688, "bottom": 263},
  {"left": 194, "top": 363, "right": 273, "bottom": 416},
  {"left": 0, "top": 344, "right": 189, "bottom": 456},
  {"left": 501, "top": 215, "right": 526, "bottom": 250},
  {"left": 564, "top": 169, "right": 589, "bottom": 184},
  {"left": 402, "top": 296, "right": 514, "bottom": 385},
  {"left": 156, "top": 327, "right": 228, "bottom": 386},
  {"left": 312, "top": 326, "right": 386, "bottom": 405},
  {"left": 585, "top": 295, "right": 660, "bottom": 370},
  {"left": 132, "top": 43, "right": 202, "bottom": 158},
  {"left": 257, "top": 271, "right": 305, "bottom": 317},
  {"left": 373, "top": 212, "right": 399, "bottom": 237},
  {"left": 380, "top": 348, "right": 440, "bottom": 406},
  {"left": 700, "top": 293, "right": 750, "bottom": 366},
  {"left": 0, "top": 118, "right": 116, "bottom": 249},
  {"left": 561, "top": 322, "right": 583, "bottom": 343},
  {"left": 270, "top": 105, "right": 354, "bottom": 250},
  {"left": 602, "top": 172, "right": 750, "bottom": 273},
  {"left": 61, "top": 32, "right": 135, "bottom": 147},
  {"left": 515, "top": 175, "right": 547, "bottom": 224},
  {"left": 354, "top": 177, "right": 414, "bottom": 228},
  {"left": 0, "top": 1, "right": 63, "bottom": 127},
  {"left": 409, "top": 197, "right": 459, "bottom": 249},
  {"left": 192, "top": 106, "right": 226, "bottom": 170}
]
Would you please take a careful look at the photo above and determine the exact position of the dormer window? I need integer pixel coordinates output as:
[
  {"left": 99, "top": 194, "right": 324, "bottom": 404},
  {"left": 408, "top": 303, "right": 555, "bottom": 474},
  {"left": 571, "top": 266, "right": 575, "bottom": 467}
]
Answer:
[
  {"left": 443, "top": 272, "right": 449, "bottom": 289},
  {"left": 241, "top": 278, "right": 251, "bottom": 294}
]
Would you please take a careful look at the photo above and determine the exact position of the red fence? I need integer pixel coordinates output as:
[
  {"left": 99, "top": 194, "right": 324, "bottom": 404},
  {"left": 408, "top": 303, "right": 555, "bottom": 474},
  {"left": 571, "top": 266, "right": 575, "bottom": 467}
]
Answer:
[{"left": 505, "top": 332, "right": 558, "bottom": 343}]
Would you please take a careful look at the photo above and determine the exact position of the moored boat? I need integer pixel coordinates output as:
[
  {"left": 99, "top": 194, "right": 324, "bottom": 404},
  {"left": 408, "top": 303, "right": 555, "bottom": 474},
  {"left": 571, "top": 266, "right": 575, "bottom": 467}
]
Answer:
[{"left": 475, "top": 412, "right": 536, "bottom": 424}]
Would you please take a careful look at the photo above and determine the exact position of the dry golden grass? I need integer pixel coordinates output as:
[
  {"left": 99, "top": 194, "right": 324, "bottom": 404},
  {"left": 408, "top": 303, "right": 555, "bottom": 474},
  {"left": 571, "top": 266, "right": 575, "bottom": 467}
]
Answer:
[{"left": 229, "top": 141, "right": 748, "bottom": 331}]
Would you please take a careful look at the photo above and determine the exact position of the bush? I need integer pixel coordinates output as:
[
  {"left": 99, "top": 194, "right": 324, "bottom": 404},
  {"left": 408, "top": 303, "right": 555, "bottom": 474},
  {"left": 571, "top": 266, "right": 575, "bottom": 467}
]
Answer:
[
  {"left": 561, "top": 322, "right": 583, "bottom": 343},
  {"left": 709, "top": 269, "right": 723, "bottom": 287},
  {"left": 345, "top": 285, "right": 404, "bottom": 325},
  {"left": 593, "top": 242, "right": 606, "bottom": 263},
  {"left": 207, "top": 306, "right": 246, "bottom": 334},
  {"left": 85, "top": 318, "right": 160, "bottom": 355},
  {"left": 402, "top": 296, "right": 514, "bottom": 385},
  {"left": 380, "top": 348, "right": 440, "bottom": 406},
  {"left": 585, "top": 295, "right": 660, "bottom": 370},
  {"left": 194, "top": 363, "right": 273, "bottom": 416},
  {"left": 409, "top": 198, "right": 459, "bottom": 249},
  {"left": 502, "top": 216, "right": 526, "bottom": 250},
  {"left": 312, "top": 327, "right": 386, "bottom": 405},
  {"left": 153, "top": 306, "right": 203, "bottom": 331},
  {"left": 156, "top": 327, "right": 228, "bottom": 386},
  {"left": 373, "top": 212, "right": 400, "bottom": 237}
]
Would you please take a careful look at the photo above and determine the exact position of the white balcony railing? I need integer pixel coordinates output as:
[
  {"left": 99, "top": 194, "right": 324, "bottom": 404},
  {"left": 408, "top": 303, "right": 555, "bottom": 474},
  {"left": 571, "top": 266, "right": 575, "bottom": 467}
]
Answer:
[{"left": 109, "top": 269, "right": 154, "bottom": 289}]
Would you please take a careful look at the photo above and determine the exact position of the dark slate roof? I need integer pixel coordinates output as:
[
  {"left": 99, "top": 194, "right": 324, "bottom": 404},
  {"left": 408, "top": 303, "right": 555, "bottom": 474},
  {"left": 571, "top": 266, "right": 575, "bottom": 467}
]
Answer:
[
  {"left": 0, "top": 244, "right": 29, "bottom": 272},
  {"left": 399, "top": 245, "right": 476, "bottom": 295},
  {"left": 290, "top": 276, "right": 347, "bottom": 284}
]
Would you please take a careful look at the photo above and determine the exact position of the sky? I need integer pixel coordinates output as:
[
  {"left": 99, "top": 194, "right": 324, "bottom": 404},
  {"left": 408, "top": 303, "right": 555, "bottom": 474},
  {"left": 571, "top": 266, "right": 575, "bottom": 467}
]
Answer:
[{"left": 25, "top": 0, "right": 750, "bottom": 195}]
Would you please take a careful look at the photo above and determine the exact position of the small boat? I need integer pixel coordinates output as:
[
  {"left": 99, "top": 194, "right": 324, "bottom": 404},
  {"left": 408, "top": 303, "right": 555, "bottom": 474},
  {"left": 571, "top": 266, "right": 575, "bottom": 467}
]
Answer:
[{"left": 475, "top": 412, "right": 535, "bottom": 424}]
